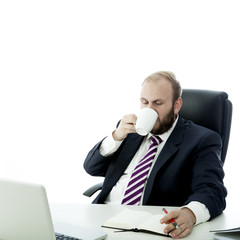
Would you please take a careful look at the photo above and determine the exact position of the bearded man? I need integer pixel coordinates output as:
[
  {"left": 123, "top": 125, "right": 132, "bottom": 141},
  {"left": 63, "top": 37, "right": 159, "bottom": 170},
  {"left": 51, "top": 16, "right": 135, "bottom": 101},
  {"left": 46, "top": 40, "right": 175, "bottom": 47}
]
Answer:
[{"left": 84, "top": 71, "right": 227, "bottom": 238}]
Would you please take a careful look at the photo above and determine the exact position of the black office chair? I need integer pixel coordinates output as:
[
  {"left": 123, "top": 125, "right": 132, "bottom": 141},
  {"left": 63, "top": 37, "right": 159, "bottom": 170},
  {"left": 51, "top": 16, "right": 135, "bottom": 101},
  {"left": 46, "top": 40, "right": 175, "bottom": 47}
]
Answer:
[{"left": 83, "top": 89, "right": 232, "bottom": 197}]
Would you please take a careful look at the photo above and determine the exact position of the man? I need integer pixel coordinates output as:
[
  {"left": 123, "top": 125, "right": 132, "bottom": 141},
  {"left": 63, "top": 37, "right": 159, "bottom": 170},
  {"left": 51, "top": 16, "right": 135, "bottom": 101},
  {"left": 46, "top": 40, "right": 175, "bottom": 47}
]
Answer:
[{"left": 84, "top": 71, "right": 227, "bottom": 238}]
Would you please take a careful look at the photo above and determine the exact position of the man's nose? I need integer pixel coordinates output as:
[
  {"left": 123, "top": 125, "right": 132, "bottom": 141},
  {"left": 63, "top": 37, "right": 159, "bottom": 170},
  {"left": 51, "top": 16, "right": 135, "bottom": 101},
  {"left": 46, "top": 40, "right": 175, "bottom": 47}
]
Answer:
[{"left": 147, "top": 103, "right": 157, "bottom": 112}]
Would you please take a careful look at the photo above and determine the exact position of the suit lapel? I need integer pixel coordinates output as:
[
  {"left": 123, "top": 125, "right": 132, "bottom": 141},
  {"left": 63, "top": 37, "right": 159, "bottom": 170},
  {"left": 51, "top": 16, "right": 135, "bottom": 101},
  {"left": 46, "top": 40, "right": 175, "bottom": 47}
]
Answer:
[
  {"left": 103, "top": 133, "right": 144, "bottom": 192},
  {"left": 143, "top": 118, "right": 185, "bottom": 204}
]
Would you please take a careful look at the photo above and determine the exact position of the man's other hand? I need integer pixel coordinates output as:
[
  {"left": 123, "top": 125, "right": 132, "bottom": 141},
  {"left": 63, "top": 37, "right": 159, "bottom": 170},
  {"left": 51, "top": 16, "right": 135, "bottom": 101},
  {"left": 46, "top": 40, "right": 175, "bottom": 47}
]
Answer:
[{"left": 160, "top": 208, "right": 196, "bottom": 238}]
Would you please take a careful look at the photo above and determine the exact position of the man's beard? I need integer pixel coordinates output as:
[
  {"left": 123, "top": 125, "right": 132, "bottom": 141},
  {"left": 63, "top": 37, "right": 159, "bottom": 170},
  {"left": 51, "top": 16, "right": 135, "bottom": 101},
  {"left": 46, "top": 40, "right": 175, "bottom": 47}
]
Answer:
[{"left": 151, "top": 106, "right": 176, "bottom": 135}]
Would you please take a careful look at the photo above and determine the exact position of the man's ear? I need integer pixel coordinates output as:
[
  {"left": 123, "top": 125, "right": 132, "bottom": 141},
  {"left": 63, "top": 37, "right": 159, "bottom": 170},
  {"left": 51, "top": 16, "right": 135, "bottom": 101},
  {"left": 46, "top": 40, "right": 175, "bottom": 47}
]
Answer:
[{"left": 174, "top": 97, "right": 183, "bottom": 115}]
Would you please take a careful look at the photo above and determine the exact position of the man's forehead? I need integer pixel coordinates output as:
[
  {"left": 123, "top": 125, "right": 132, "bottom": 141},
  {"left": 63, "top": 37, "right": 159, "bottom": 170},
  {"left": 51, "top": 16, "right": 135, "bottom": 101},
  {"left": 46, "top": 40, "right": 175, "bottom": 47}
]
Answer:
[{"left": 140, "top": 80, "right": 173, "bottom": 101}]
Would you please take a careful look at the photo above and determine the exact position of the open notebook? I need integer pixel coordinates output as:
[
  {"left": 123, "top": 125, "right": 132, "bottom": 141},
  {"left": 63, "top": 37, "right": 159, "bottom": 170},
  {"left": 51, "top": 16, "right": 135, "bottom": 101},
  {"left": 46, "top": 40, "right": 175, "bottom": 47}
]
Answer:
[
  {"left": 0, "top": 178, "right": 107, "bottom": 240},
  {"left": 102, "top": 207, "right": 169, "bottom": 237}
]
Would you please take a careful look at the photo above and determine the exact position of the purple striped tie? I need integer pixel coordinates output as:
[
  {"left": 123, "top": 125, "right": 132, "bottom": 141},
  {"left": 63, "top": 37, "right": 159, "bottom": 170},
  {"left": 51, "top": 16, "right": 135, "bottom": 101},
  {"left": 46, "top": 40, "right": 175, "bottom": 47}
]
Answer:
[{"left": 121, "top": 135, "right": 162, "bottom": 205}]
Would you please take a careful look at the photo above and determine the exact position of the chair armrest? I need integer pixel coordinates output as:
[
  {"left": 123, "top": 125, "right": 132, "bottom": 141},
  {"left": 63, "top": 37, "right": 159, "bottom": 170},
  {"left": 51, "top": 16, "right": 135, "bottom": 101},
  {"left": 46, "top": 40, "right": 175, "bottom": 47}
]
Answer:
[{"left": 83, "top": 182, "right": 103, "bottom": 197}]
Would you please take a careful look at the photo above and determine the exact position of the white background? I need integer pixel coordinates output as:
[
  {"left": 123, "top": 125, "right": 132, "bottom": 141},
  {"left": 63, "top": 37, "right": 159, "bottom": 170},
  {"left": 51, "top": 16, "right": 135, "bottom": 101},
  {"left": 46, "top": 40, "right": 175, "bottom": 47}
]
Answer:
[{"left": 0, "top": 0, "right": 239, "bottom": 207}]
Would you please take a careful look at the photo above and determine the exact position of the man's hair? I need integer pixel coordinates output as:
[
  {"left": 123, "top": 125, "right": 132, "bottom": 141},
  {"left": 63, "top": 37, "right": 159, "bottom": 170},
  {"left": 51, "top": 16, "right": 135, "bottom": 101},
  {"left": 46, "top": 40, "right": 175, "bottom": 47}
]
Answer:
[{"left": 142, "top": 71, "right": 182, "bottom": 103}]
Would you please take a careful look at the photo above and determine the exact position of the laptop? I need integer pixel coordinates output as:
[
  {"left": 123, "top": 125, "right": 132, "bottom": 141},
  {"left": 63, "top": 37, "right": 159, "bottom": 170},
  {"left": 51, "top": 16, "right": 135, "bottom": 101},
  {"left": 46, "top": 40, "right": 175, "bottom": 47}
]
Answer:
[{"left": 0, "top": 178, "right": 107, "bottom": 240}]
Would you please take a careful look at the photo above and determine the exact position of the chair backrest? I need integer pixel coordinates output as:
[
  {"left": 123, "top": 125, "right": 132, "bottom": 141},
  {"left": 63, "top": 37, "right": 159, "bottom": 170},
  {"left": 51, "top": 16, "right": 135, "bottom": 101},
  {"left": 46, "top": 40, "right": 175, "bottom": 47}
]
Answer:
[{"left": 179, "top": 89, "right": 232, "bottom": 164}]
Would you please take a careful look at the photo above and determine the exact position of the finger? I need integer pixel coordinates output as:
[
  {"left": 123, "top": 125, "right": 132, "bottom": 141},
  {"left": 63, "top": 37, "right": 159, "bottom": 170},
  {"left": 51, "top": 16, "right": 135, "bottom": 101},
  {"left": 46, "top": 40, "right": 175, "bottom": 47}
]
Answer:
[
  {"left": 168, "top": 222, "right": 184, "bottom": 238},
  {"left": 122, "top": 114, "right": 137, "bottom": 124},
  {"left": 170, "top": 220, "right": 193, "bottom": 238},
  {"left": 160, "top": 210, "right": 180, "bottom": 224},
  {"left": 162, "top": 222, "right": 178, "bottom": 235},
  {"left": 171, "top": 227, "right": 192, "bottom": 239},
  {"left": 125, "top": 125, "right": 137, "bottom": 133},
  {"left": 165, "top": 210, "right": 180, "bottom": 219},
  {"left": 177, "top": 228, "right": 192, "bottom": 239},
  {"left": 115, "top": 120, "right": 137, "bottom": 140}
]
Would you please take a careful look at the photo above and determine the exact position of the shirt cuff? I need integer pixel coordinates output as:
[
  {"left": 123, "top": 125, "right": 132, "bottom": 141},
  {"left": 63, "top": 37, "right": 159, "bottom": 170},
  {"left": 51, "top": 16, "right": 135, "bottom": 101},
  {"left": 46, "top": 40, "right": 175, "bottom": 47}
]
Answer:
[
  {"left": 99, "top": 132, "right": 123, "bottom": 156},
  {"left": 180, "top": 201, "right": 210, "bottom": 225}
]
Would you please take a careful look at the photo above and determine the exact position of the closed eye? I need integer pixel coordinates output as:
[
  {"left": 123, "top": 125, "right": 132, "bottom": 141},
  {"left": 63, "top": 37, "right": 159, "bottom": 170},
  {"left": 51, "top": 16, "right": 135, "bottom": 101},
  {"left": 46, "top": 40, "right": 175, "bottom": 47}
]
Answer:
[
  {"left": 154, "top": 101, "right": 164, "bottom": 106},
  {"left": 140, "top": 98, "right": 166, "bottom": 106},
  {"left": 140, "top": 98, "right": 149, "bottom": 105}
]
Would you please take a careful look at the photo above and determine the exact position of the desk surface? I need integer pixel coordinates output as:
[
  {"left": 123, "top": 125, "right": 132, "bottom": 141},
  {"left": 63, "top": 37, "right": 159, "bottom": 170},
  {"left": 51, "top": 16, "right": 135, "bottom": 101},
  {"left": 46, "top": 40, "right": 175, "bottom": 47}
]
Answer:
[{"left": 50, "top": 203, "right": 240, "bottom": 240}]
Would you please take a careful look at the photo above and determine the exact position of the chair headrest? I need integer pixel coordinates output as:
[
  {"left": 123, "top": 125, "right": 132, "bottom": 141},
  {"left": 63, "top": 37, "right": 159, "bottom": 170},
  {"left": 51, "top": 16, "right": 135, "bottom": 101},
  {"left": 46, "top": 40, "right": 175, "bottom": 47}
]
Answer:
[{"left": 179, "top": 89, "right": 232, "bottom": 163}]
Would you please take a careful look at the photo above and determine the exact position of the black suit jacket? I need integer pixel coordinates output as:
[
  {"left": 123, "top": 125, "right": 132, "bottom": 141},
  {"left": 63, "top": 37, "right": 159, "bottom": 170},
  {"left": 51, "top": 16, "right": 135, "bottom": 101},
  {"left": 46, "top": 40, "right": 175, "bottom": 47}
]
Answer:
[{"left": 84, "top": 117, "right": 227, "bottom": 220}]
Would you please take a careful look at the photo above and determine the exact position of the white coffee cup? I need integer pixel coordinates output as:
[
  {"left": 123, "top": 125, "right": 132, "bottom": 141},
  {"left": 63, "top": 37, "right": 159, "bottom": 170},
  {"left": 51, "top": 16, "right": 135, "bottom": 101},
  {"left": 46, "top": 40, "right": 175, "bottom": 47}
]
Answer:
[{"left": 135, "top": 108, "right": 158, "bottom": 136}]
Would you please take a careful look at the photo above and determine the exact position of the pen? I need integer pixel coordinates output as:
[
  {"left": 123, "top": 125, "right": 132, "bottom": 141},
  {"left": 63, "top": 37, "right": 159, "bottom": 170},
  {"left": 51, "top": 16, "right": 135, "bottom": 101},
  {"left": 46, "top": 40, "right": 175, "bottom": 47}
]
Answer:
[{"left": 162, "top": 208, "right": 179, "bottom": 229}]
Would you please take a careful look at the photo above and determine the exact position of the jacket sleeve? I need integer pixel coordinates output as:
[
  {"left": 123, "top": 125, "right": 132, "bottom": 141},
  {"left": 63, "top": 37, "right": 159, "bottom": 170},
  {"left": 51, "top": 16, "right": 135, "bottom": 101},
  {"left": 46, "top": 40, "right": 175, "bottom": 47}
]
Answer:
[
  {"left": 186, "top": 130, "right": 227, "bottom": 220},
  {"left": 83, "top": 138, "right": 116, "bottom": 177}
]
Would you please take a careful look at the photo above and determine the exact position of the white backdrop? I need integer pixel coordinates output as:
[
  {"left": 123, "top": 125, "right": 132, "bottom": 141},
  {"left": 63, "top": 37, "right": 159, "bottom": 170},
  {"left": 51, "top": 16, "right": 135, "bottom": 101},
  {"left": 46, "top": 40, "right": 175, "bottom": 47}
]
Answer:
[{"left": 0, "top": 0, "right": 239, "bottom": 206}]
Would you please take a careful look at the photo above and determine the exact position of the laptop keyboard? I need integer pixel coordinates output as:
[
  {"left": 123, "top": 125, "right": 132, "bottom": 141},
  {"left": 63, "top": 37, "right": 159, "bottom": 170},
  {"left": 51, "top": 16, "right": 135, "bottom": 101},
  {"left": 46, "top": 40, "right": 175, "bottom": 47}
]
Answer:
[{"left": 55, "top": 232, "right": 82, "bottom": 240}]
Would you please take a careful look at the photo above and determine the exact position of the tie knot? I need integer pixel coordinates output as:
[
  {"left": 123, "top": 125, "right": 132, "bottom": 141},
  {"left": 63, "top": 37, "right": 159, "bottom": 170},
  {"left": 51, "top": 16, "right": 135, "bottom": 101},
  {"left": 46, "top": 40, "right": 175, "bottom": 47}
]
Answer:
[{"left": 150, "top": 135, "right": 162, "bottom": 145}]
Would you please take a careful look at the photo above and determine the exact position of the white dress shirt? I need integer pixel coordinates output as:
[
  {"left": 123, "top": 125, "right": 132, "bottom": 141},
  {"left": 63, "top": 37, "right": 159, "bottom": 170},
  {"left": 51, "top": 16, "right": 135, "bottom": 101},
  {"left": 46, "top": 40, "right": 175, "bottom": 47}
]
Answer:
[{"left": 99, "top": 117, "right": 210, "bottom": 225}]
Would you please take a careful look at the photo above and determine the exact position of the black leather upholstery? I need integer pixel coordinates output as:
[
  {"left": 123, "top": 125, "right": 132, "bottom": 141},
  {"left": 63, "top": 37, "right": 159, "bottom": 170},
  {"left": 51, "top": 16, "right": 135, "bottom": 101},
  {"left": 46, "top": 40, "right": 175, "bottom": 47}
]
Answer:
[
  {"left": 83, "top": 89, "right": 232, "bottom": 197},
  {"left": 180, "top": 89, "right": 232, "bottom": 163}
]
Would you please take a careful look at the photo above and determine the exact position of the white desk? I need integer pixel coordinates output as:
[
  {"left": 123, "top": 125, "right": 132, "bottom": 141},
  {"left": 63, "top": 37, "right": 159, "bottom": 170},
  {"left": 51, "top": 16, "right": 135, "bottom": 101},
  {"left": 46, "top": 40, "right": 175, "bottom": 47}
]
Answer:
[{"left": 50, "top": 203, "right": 240, "bottom": 240}]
